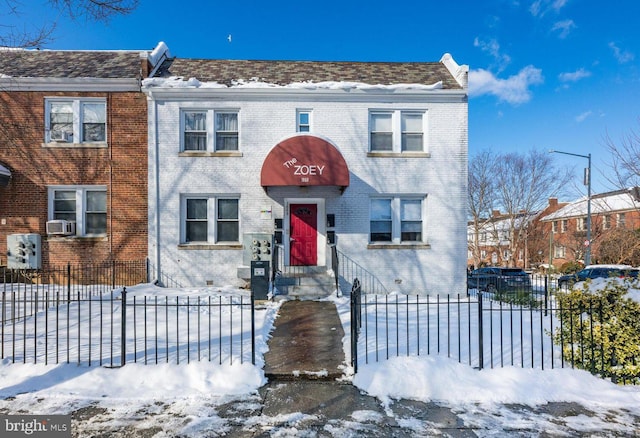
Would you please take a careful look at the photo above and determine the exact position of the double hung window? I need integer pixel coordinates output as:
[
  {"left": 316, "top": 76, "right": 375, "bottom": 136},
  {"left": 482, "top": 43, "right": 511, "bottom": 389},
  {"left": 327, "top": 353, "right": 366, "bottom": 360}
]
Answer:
[
  {"left": 370, "top": 197, "right": 425, "bottom": 243},
  {"left": 49, "top": 186, "right": 107, "bottom": 236},
  {"left": 369, "top": 110, "right": 426, "bottom": 153},
  {"left": 297, "top": 110, "right": 311, "bottom": 132},
  {"left": 184, "top": 196, "right": 239, "bottom": 243},
  {"left": 181, "top": 110, "right": 239, "bottom": 152},
  {"left": 46, "top": 99, "right": 107, "bottom": 144}
]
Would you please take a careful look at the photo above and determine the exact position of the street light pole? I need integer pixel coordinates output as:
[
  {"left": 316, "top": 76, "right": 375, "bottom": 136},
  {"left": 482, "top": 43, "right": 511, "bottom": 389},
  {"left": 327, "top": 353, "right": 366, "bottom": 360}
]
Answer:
[{"left": 550, "top": 150, "right": 592, "bottom": 265}]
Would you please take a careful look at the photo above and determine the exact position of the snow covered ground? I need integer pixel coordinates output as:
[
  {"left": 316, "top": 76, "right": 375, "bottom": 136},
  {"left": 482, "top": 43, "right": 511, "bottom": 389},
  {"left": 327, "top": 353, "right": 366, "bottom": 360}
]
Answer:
[{"left": 0, "top": 282, "right": 639, "bottom": 436}]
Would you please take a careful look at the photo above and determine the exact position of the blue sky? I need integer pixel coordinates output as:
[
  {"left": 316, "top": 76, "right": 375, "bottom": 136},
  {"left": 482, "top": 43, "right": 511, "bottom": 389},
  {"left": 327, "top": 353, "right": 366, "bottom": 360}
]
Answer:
[{"left": 8, "top": 0, "right": 639, "bottom": 197}]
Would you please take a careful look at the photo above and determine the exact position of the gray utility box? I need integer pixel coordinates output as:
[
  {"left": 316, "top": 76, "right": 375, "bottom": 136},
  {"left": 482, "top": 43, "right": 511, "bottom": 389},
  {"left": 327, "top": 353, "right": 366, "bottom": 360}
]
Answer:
[
  {"left": 7, "top": 233, "right": 41, "bottom": 269},
  {"left": 251, "top": 260, "right": 270, "bottom": 300}
]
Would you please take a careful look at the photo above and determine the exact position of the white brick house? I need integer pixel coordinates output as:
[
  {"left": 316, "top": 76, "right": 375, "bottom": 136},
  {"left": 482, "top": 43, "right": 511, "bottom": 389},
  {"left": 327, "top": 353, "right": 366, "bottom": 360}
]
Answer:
[{"left": 143, "top": 51, "right": 468, "bottom": 296}]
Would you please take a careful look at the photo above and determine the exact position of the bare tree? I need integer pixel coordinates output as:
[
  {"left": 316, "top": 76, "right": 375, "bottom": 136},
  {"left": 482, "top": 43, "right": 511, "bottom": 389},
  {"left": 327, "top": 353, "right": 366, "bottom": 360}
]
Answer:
[
  {"left": 468, "top": 149, "right": 572, "bottom": 268},
  {"left": 597, "top": 228, "right": 640, "bottom": 265},
  {"left": 604, "top": 119, "right": 640, "bottom": 189},
  {"left": 494, "top": 150, "right": 572, "bottom": 266},
  {"left": 468, "top": 149, "right": 498, "bottom": 268},
  {"left": 1, "top": 0, "right": 138, "bottom": 48}
]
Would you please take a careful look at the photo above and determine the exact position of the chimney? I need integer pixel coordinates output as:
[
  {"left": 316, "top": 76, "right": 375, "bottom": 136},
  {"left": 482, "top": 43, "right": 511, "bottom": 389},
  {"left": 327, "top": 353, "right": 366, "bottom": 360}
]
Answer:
[
  {"left": 492, "top": 210, "right": 501, "bottom": 218},
  {"left": 548, "top": 197, "right": 558, "bottom": 207}
]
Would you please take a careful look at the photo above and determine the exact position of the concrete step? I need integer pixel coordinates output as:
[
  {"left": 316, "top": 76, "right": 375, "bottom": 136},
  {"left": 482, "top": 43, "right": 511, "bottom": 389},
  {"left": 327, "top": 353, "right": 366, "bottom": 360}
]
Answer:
[{"left": 274, "top": 271, "right": 337, "bottom": 300}]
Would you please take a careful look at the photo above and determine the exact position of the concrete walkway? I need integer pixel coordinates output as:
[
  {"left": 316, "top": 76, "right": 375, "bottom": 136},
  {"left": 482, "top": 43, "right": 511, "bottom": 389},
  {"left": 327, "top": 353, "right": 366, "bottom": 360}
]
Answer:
[
  {"left": 257, "top": 300, "right": 479, "bottom": 436},
  {"left": 264, "top": 300, "right": 345, "bottom": 380}
]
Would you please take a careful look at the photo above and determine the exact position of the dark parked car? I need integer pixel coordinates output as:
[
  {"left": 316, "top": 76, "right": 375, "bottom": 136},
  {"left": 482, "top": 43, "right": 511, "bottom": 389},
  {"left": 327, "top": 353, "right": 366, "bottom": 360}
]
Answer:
[
  {"left": 467, "top": 267, "right": 532, "bottom": 293},
  {"left": 557, "top": 264, "right": 639, "bottom": 288}
]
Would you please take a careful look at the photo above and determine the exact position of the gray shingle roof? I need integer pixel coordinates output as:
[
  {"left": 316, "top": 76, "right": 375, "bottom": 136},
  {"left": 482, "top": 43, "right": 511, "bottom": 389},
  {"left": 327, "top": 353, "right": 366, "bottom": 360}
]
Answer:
[
  {"left": 0, "top": 50, "right": 145, "bottom": 78},
  {"left": 154, "top": 58, "right": 462, "bottom": 89}
]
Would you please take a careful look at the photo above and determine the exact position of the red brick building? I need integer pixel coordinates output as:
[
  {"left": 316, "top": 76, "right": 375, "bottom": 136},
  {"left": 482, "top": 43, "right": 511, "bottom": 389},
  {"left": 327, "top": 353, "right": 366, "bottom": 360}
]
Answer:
[
  {"left": 539, "top": 189, "right": 640, "bottom": 268},
  {"left": 0, "top": 43, "right": 169, "bottom": 268},
  {"left": 467, "top": 198, "right": 568, "bottom": 270}
]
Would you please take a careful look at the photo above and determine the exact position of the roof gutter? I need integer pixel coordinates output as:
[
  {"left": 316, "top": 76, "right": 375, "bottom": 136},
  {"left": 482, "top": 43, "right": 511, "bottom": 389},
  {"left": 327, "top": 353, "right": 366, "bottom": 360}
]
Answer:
[{"left": 0, "top": 77, "right": 141, "bottom": 92}]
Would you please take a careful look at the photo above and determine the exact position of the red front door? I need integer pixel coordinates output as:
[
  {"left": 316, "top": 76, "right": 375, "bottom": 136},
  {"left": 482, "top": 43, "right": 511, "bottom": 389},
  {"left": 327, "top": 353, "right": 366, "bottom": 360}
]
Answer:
[{"left": 290, "top": 204, "right": 317, "bottom": 266}]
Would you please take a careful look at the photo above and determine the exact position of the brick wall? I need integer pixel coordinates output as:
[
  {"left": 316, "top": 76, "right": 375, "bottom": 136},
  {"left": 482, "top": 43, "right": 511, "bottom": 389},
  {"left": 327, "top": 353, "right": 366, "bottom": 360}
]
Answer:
[
  {"left": 148, "top": 95, "right": 468, "bottom": 295},
  {"left": 0, "top": 91, "right": 148, "bottom": 266}
]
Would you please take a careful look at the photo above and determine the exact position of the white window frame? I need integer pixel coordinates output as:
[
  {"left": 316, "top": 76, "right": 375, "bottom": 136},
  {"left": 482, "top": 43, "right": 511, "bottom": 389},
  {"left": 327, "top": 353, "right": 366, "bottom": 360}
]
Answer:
[
  {"left": 369, "top": 110, "right": 427, "bottom": 153},
  {"left": 296, "top": 109, "right": 312, "bottom": 132},
  {"left": 181, "top": 195, "right": 240, "bottom": 244},
  {"left": 180, "top": 109, "right": 240, "bottom": 152},
  {"left": 617, "top": 213, "right": 626, "bottom": 228},
  {"left": 369, "top": 195, "right": 426, "bottom": 244},
  {"left": 577, "top": 217, "right": 586, "bottom": 231},
  {"left": 561, "top": 219, "right": 568, "bottom": 233},
  {"left": 552, "top": 221, "right": 558, "bottom": 233},
  {"left": 603, "top": 215, "right": 611, "bottom": 230},
  {"left": 554, "top": 244, "right": 566, "bottom": 259},
  {"left": 48, "top": 185, "right": 107, "bottom": 237},
  {"left": 44, "top": 98, "right": 107, "bottom": 145}
]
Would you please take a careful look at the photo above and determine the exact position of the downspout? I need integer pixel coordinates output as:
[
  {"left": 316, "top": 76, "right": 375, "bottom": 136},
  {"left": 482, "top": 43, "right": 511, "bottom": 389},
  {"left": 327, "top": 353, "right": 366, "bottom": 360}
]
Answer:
[
  {"left": 108, "top": 93, "right": 113, "bottom": 257},
  {"left": 147, "top": 91, "right": 162, "bottom": 283},
  {"left": 154, "top": 97, "right": 161, "bottom": 283}
]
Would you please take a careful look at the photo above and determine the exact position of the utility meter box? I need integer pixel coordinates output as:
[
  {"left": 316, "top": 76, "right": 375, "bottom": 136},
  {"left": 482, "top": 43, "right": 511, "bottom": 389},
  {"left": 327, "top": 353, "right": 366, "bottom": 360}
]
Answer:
[
  {"left": 251, "top": 260, "right": 270, "bottom": 300},
  {"left": 243, "top": 233, "right": 273, "bottom": 265},
  {"left": 7, "top": 233, "right": 42, "bottom": 269}
]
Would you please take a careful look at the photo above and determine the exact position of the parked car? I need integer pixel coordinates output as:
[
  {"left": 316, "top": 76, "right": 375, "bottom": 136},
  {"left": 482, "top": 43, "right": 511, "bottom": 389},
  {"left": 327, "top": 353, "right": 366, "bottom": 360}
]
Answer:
[
  {"left": 467, "top": 267, "right": 532, "bottom": 293},
  {"left": 556, "top": 264, "right": 639, "bottom": 288}
]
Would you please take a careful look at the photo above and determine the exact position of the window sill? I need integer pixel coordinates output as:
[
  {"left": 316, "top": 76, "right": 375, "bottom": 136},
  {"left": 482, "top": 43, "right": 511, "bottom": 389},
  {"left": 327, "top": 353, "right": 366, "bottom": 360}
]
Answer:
[
  {"left": 367, "top": 243, "right": 431, "bottom": 250},
  {"left": 179, "top": 151, "right": 243, "bottom": 157},
  {"left": 178, "top": 243, "right": 242, "bottom": 250},
  {"left": 46, "top": 236, "right": 108, "bottom": 242},
  {"left": 367, "top": 152, "right": 430, "bottom": 158},
  {"left": 42, "top": 142, "right": 108, "bottom": 148}
]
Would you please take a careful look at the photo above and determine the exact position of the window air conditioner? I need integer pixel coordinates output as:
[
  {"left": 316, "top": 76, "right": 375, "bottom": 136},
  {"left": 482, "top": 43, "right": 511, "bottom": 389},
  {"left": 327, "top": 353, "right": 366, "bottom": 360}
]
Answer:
[
  {"left": 46, "top": 220, "right": 76, "bottom": 236},
  {"left": 50, "top": 130, "right": 73, "bottom": 142}
]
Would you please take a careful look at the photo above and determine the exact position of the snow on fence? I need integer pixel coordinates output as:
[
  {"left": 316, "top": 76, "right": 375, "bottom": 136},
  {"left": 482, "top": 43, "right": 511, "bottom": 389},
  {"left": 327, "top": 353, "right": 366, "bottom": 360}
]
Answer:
[
  {"left": 1, "top": 282, "right": 255, "bottom": 367},
  {"left": 351, "top": 288, "right": 640, "bottom": 384}
]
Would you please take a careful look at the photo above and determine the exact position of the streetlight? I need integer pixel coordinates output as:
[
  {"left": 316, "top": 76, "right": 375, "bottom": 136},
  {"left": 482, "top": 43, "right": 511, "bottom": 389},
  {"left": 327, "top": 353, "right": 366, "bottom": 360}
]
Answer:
[{"left": 549, "top": 150, "right": 592, "bottom": 266}]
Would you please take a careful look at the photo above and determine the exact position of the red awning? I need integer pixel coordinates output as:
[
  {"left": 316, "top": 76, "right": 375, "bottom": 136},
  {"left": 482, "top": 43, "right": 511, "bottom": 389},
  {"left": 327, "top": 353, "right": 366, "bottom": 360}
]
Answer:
[{"left": 261, "top": 135, "right": 350, "bottom": 190}]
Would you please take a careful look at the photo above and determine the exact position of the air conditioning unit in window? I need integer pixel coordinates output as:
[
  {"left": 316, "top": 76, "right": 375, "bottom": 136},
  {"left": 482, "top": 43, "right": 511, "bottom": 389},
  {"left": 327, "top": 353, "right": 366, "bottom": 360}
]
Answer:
[
  {"left": 46, "top": 220, "right": 76, "bottom": 236},
  {"left": 50, "top": 131, "right": 73, "bottom": 142}
]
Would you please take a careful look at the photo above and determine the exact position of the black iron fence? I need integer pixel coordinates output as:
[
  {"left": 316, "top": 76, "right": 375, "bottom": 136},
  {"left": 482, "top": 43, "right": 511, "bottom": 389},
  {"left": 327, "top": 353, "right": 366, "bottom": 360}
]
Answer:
[
  {"left": 0, "top": 262, "right": 256, "bottom": 367},
  {"left": 0, "top": 287, "right": 255, "bottom": 367},
  {"left": 1, "top": 261, "right": 148, "bottom": 324},
  {"left": 350, "top": 280, "right": 640, "bottom": 384}
]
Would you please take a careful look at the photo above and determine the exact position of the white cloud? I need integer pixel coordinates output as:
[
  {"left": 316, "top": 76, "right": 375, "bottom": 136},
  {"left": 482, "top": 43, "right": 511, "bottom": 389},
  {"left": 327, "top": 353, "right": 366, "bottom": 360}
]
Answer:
[
  {"left": 551, "top": 19, "right": 576, "bottom": 38},
  {"left": 609, "top": 42, "right": 635, "bottom": 64},
  {"left": 530, "top": 0, "right": 569, "bottom": 17},
  {"left": 474, "top": 37, "right": 511, "bottom": 71},
  {"left": 575, "top": 111, "right": 592, "bottom": 123},
  {"left": 469, "top": 66, "right": 544, "bottom": 104},
  {"left": 558, "top": 68, "right": 591, "bottom": 82}
]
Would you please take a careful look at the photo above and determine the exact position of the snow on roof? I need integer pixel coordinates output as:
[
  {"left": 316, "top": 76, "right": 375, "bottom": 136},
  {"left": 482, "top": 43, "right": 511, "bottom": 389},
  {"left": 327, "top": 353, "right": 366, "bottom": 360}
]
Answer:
[
  {"left": 147, "top": 57, "right": 464, "bottom": 90},
  {"left": 142, "top": 76, "right": 444, "bottom": 91},
  {"left": 541, "top": 188, "right": 640, "bottom": 221}
]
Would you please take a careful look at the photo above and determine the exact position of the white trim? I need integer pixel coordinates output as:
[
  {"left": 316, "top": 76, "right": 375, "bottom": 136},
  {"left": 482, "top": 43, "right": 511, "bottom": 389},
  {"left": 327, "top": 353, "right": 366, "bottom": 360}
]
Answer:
[
  {"left": 142, "top": 86, "right": 467, "bottom": 103},
  {"left": 47, "top": 185, "right": 107, "bottom": 237},
  {"left": 44, "top": 97, "right": 107, "bottom": 144},
  {"left": 0, "top": 78, "right": 140, "bottom": 92}
]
